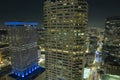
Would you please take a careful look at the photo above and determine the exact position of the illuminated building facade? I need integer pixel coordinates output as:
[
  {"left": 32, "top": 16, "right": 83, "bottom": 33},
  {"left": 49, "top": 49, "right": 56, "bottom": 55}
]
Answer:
[
  {"left": 105, "top": 63, "right": 120, "bottom": 75},
  {"left": 104, "top": 16, "right": 120, "bottom": 57},
  {"left": 37, "top": 27, "right": 46, "bottom": 53},
  {"left": 104, "top": 16, "right": 120, "bottom": 75},
  {"left": 4, "top": 22, "right": 40, "bottom": 79},
  {"left": 0, "top": 28, "right": 9, "bottom": 63},
  {"left": 44, "top": 0, "right": 88, "bottom": 80}
]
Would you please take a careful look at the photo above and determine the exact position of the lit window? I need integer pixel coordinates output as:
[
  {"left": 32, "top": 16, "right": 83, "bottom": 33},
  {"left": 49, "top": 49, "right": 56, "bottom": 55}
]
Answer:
[
  {"left": 64, "top": 33, "right": 67, "bottom": 35},
  {"left": 71, "top": 2, "right": 74, "bottom": 5},
  {"left": 106, "top": 21, "right": 110, "bottom": 23},
  {"left": 70, "top": 20, "right": 73, "bottom": 22},
  {"left": 63, "top": 3, "right": 67, "bottom": 5},
  {"left": 75, "top": 33, "right": 77, "bottom": 36},
  {"left": 79, "top": 13, "right": 82, "bottom": 15},
  {"left": 81, "top": 33, "right": 84, "bottom": 35},
  {"left": 78, "top": 6, "right": 81, "bottom": 9},
  {"left": 73, "top": 52, "right": 76, "bottom": 54},
  {"left": 66, "top": 45, "right": 69, "bottom": 47}
]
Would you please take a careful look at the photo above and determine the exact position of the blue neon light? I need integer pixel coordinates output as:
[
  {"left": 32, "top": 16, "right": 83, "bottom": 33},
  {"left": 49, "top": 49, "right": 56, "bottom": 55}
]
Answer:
[
  {"left": 26, "top": 72, "right": 28, "bottom": 76},
  {"left": 29, "top": 69, "right": 31, "bottom": 74},
  {"left": 32, "top": 68, "right": 34, "bottom": 71},
  {"left": 4, "top": 22, "right": 38, "bottom": 26},
  {"left": 22, "top": 74, "right": 24, "bottom": 78},
  {"left": 35, "top": 66, "right": 37, "bottom": 70},
  {"left": 11, "top": 64, "right": 40, "bottom": 78},
  {"left": 37, "top": 65, "right": 39, "bottom": 68},
  {"left": 15, "top": 72, "right": 17, "bottom": 75},
  {"left": 10, "top": 66, "right": 45, "bottom": 80},
  {"left": 18, "top": 73, "right": 20, "bottom": 76},
  {"left": 12, "top": 71, "right": 14, "bottom": 74}
]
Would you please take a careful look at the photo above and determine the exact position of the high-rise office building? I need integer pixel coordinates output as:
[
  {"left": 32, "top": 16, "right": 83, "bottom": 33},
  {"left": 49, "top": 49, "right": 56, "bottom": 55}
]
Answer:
[
  {"left": 44, "top": 0, "right": 88, "bottom": 80},
  {"left": 4, "top": 22, "right": 42, "bottom": 79},
  {"left": 104, "top": 16, "right": 120, "bottom": 75},
  {"left": 37, "top": 27, "right": 46, "bottom": 53},
  {"left": 104, "top": 16, "right": 120, "bottom": 58},
  {"left": 0, "top": 28, "right": 8, "bottom": 64},
  {"left": 0, "top": 27, "right": 11, "bottom": 80}
]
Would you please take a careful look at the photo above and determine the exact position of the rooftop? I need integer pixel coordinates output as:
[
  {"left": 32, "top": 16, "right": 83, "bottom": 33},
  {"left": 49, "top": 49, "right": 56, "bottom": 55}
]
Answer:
[{"left": 4, "top": 22, "right": 38, "bottom": 27}]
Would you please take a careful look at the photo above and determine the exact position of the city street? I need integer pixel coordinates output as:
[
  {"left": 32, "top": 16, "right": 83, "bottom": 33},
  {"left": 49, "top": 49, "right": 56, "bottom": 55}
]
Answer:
[{"left": 88, "top": 40, "right": 103, "bottom": 80}]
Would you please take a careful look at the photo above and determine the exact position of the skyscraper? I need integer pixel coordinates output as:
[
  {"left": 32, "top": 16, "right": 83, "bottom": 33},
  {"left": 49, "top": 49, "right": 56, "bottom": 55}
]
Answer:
[
  {"left": 4, "top": 22, "right": 40, "bottom": 79},
  {"left": 104, "top": 16, "right": 120, "bottom": 58},
  {"left": 44, "top": 0, "right": 88, "bottom": 80},
  {"left": 104, "top": 16, "right": 120, "bottom": 75}
]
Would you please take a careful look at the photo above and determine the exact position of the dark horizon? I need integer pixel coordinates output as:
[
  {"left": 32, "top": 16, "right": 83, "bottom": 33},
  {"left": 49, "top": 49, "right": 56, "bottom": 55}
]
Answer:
[{"left": 0, "top": 0, "right": 120, "bottom": 27}]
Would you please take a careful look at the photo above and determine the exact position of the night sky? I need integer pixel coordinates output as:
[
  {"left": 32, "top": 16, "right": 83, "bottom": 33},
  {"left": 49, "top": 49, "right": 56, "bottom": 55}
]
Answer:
[{"left": 0, "top": 0, "right": 120, "bottom": 27}]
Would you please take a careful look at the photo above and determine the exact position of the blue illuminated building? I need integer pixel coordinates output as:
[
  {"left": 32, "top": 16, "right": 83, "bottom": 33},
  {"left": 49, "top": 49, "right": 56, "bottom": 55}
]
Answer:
[
  {"left": 95, "top": 51, "right": 102, "bottom": 62},
  {"left": 5, "top": 22, "right": 45, "bottom": 80},
  {"left": 9, "top": 66, "right": 45, "bottom": 80}
]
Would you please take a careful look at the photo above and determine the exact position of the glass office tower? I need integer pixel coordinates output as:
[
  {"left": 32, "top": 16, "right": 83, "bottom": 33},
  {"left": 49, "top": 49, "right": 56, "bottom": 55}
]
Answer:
[
  {"left": 44, "top": 0, "right": 88, "bottom": 80},
  {"left": 5, "top": 22, "right": 39, "bottom": 78},
  {"left": 104, "top": 16, "right": 120, "bottom": 75}
]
